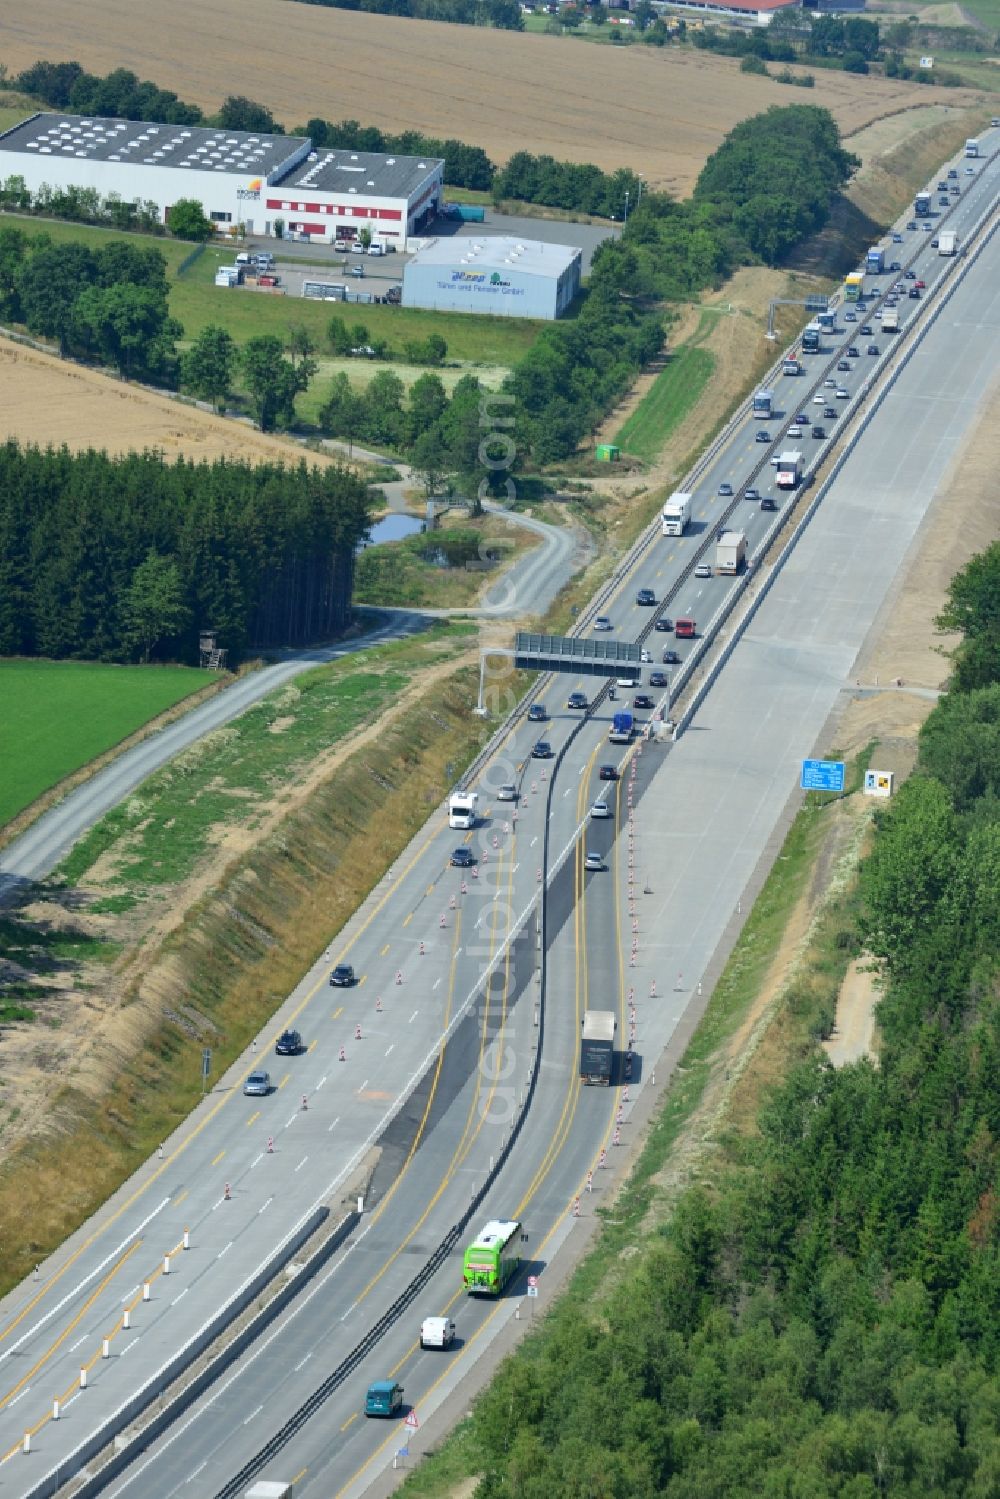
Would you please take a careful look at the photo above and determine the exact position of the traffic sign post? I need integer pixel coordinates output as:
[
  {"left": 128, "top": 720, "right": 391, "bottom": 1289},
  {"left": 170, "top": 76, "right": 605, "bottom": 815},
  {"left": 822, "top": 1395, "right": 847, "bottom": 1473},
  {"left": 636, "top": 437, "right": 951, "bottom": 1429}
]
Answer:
[
  {"left": 201, "top": 1047, "right": 211, "bottom": 1095},
  {"left": 800, "top": 758, "right": 846, "bottom": 793}
]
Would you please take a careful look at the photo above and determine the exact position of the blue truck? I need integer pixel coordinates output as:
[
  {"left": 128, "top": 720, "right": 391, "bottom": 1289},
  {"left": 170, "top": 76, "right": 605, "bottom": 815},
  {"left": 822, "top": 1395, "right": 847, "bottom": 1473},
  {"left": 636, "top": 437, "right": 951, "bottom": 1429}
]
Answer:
[
  {"left": 609, "top": 710, "right": 634, "bottom": 744},
  {"left": 866, "top": 246, "right": 885, "bottom": 275}
]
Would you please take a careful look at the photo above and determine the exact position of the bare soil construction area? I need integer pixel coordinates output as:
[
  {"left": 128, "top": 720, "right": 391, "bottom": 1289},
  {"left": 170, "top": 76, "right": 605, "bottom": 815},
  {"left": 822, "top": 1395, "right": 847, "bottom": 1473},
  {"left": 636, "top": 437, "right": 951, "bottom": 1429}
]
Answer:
[
  {"left": 0, "top": 0, "right": 985, "bottom": 191},
  {"left": 0, "top": 340, "right": 334, "bottom": 467}
]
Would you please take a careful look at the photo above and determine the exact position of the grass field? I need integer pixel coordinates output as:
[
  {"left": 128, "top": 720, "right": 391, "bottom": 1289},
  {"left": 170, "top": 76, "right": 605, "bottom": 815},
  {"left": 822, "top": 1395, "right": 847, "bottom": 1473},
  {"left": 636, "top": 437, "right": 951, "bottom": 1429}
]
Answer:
[
  {"left": 0, "top": 660, "right": 214, "bottom": 830},
  {"left": 0, "top": 0, "right": 981, "bottom": 194},
  {"left": 615, "top": 315, "right": 717, "bottom": 462}
]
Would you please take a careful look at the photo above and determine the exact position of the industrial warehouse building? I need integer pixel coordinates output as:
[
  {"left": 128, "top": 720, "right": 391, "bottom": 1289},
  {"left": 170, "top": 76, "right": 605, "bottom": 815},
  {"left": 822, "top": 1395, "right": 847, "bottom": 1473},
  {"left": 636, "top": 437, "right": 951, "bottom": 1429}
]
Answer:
[
  {"left": 403, "top": 236, "right": 581, "bottom": 320},
  {"left": 0, "top": 113, "right": 445, "bottom": 249}
]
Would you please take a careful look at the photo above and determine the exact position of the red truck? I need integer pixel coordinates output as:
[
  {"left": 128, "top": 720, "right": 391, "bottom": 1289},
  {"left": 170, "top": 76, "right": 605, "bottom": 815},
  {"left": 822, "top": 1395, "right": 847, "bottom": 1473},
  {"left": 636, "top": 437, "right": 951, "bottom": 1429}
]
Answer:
[{"left": 675, "top": 618, "right": 697, "bottom": 639}]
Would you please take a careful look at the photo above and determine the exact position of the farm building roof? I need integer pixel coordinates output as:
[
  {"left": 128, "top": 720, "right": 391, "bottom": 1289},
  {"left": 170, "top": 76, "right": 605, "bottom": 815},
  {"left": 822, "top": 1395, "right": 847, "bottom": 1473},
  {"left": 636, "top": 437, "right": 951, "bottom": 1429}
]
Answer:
[
  {"left": 0, "top": 112, "right": 304, "bottom": 178},
  {"left": 407, "top": 235, "right": 581, "bottom": 277}
]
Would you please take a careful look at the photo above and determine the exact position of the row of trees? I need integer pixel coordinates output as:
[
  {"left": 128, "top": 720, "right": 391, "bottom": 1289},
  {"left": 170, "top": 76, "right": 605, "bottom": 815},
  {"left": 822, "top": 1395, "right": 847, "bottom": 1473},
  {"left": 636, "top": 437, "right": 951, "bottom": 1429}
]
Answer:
[
  {"left": 6, "top": 63, "right": 281, "bottom": 133},
  {"left": 462, "top": 549, "right": 1000, "bottom": 1495},
  {"left": 0, "top": 444, "right": 372, "bottom": 661},
  {"left": 0, "top": 173, "right": 167, "bottom": 236},
  {"left": 292, "top": 0, "right": 523, "bottom": 28},
  {"left": 491, "top": 154, "right": 642, "bottom": 218}
]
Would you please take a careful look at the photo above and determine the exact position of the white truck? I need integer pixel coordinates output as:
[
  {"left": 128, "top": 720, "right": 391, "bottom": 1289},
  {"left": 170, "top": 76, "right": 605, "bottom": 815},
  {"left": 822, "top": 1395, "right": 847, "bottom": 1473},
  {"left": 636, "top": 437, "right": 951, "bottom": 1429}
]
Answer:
[
  {"left": 661, "top": 492, "right": 692, "bottom": 537},
  {"left": 881, "top": 307, "right": 899, "bottom": 334},
  {"left": 965, "top": 138, "right": 979, "bottom": 157},
  {"left": 938, "top": 229, "right": 958, "bottom": 256},
  {"left": 715, "top": 530, "right": 746, "bottom": 575},
  {"left": 420, "top": 1316, "right": 456, "bottom": 1349},
  {"left": 448, "top": 791, "right": 478, "bottom": 829},
  {"left": 775, "top": 450, "right": 803, "bottom": 490}
]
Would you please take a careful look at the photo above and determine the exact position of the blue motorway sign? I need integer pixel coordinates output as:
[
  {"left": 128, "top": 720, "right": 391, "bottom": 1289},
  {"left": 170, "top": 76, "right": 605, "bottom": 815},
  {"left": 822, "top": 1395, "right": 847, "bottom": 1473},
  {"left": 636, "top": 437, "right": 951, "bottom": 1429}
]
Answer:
[{"left": 801, "top": 758, "right": 845, "bottom": 792}]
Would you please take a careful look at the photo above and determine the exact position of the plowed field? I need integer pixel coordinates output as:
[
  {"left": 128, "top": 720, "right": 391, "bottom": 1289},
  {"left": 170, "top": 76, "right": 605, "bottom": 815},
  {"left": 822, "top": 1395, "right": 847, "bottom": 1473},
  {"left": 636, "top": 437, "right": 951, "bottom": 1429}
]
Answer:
[{"left": 0, "top": 0, "right": 984, "bottom": 192}]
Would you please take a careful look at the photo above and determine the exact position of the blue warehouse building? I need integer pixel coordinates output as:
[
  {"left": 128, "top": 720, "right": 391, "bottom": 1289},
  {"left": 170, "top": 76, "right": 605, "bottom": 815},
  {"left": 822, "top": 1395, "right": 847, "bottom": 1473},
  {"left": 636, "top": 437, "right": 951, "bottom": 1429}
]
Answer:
[{"left": 402, "top": 235, "right": 581, "bottom": 320}]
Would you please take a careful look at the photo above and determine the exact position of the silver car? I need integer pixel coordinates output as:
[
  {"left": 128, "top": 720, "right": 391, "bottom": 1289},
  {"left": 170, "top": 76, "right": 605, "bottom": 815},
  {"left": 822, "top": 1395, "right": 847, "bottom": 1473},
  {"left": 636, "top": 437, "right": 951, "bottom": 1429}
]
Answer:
[
  {"left": 244, "top": 1070, "right": 271, "bottom": 1097},
  {"left": 590, "top": 801, "right": 613, "bottom": 820},
  {"left": 497, "top": 784, "right": 518, "bottom": 802}
]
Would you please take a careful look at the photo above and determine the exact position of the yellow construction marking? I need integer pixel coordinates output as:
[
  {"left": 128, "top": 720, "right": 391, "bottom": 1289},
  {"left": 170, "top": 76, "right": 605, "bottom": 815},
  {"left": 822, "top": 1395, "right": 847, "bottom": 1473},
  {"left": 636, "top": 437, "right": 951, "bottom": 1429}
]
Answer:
[
  {"left": 245, "top": 1111, "right": 261, "bottom": 1127},
  {"left": 211, "top": 1150, "right": 225, "bottom": 1167},
  {"left": 402, "top": 912, "right": 413, "bottom": 927},
  {"left": 277, "top": 1074, "right": 290, "bottom": 1091},
  {"left": 341, "top": 1411, "right": 359, "bottom": 1432}
]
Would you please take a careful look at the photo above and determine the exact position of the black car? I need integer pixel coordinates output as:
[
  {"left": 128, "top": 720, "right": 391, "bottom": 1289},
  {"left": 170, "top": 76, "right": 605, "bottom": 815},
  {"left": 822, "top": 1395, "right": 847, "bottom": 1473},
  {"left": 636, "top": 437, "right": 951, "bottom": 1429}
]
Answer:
[
  {"left": 907, "top": 220, "right": 917, "bottom": 230},
  {"left": 811, "top": 425, "right": 826, "bottom": 439},
  {"left": 847, "top": 347, "right": 860, "bottom": 358},
  {"left": 329, "top": 963, "right": 355, "bottom": 987},
  {"left": 755, "top": 429, "right": 771, "bottom": 444},
  {"left": 661, "top": 649, "right": 680, "bottom": 665},
  {"left": 948, "top": 168, "right": 958, "bottom": 179},
  {"left": 760, "top": 495, "right": 777, "bottom": 512},
  {"left": 633, "top": 694, "right": 654, "bottom": 710},
  {"left": 904, "top": 269, "right": 916, "bottom": 280},
  {"left": 860, "top": 324, "right": 872, "bottom": 336},
  {"left": 599, "top": 764, "right": 619, "bottom": 780},
  {"left": 567, "top": 691, "right": 588, "bottom": 710},
  {"left": 823, "top": 406, "right": 836, "bottom": 420},
  {"left": 276, "top": 1029, "right": 303, "bottom": 1056},
  {"left": 909, "top": 287, "right": 921, "bottom": 299},
  {"left": 451, "top": 846, "right": 477, "bottom": 867},
  {"left": 837, "top": 359, "right": 850, "bottom": 371},
  {"left": 636, "top": 588, "right": 656, "bottom": 606},
  {"left": 527, "top": 702, "right": 546, "bottom": 722},
  {"left": 867, "top": 343, "right": 879, "bottom": 356},
  {"left": 648, "top": 671, "right": 669, "bottom": 687},
  {"left": 889, "top": 261, "right": 901, "bottom": 272},
  {"left": 531, "top": 739, "right": 553, "bottom": 759},
  {"left": 654, "top": 616, "right": 674, "bottom": 632},
  {"left": 939, "top": 195, "right": 949, "bottom": 206}
]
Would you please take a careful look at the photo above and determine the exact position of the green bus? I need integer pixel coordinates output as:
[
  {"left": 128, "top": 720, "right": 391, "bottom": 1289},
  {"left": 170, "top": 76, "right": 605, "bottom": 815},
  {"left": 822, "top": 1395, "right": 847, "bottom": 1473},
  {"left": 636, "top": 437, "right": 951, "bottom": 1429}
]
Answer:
[{"left": 462, "top": 1218, "right": 522, "bottom": 1295}]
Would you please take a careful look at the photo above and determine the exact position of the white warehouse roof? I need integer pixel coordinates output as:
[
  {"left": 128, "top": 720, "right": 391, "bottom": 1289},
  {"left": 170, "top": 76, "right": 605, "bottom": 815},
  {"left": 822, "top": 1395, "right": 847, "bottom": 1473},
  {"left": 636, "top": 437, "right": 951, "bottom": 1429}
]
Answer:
[
  {"left": 408, "top": 235, "right": 580, "bottom": 278},
  {"left": 0, "top": 112, "right": 303, "bottom": 179}
]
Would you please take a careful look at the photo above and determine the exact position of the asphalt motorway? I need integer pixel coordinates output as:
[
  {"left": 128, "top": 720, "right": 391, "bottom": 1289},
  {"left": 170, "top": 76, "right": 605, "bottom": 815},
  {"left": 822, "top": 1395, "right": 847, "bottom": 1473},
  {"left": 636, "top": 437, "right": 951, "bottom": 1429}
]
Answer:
[{"left": 0, "top": 138, "right": 996, "bottom": 1498}]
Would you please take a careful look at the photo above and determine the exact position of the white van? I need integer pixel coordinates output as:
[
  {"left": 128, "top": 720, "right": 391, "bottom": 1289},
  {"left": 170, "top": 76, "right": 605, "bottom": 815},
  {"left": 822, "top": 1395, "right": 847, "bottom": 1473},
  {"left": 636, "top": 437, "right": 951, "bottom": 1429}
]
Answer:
[
  {"left": 420, "top": 1317, "right": 456, "bottom": 1350},
  {"left": 235, "top": 252, "right": 252, "bottom": 267},
  {"left": 368, "top": 243, "right": 385, "bottom": 256}
]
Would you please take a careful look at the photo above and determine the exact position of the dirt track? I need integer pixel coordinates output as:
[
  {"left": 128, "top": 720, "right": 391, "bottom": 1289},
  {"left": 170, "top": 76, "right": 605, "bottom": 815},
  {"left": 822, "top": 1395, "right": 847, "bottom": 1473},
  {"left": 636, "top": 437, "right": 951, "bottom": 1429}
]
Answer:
[{"left": 0, "top": 0, "right": 985, "bottom": 191}]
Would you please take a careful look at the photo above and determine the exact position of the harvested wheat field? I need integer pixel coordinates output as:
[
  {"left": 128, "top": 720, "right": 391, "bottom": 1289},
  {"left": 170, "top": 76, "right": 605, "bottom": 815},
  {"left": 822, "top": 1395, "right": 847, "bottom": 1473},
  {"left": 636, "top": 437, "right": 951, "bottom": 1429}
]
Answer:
[
  {"left": 0, "top": 0, "right": 985, "bottom": 193},
  {"left": 0, "top": 339, "right": 332, "bottom": 467}
]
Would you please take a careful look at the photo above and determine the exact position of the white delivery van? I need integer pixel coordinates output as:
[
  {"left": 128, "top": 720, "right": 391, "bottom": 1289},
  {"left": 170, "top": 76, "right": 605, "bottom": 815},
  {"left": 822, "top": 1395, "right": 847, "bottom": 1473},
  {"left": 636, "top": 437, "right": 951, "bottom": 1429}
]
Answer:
[
  {"left": 420, "top": 1316, "right": 456, "bottom": 1349},
  {"left": 368, "top": 243, "right": 385, "bottom": 256}
]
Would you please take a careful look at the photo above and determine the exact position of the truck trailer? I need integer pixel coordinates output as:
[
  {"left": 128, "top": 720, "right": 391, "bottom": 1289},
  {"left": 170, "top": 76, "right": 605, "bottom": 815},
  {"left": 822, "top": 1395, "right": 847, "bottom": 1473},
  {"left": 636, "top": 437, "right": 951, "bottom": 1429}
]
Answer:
[
  {"left": 609, "top": 710, "right": 634, "bottom": 744},
  {"left": 661, "top": 492, "right": 692, "bottom": 537},
  {"left": 915, "top": 192, "right": 932, "bottom": 217},
  {"left": 938, "top": 229, "right": 958, "bottom": 256},
  {"left": 580, "top": 1011, "right": 616, "bottom": 1085},
  {"left": 866, "top": 246, "right": 885, "bottom": 275},
  {"left": 715, "top": 530, "right": 747, "bottom": 575},
  {"left": 881, "top": 307, "right": 899, "bottom": 334},
  {"left": 776, "top": 450, "right": 803, "bottom": 489}
]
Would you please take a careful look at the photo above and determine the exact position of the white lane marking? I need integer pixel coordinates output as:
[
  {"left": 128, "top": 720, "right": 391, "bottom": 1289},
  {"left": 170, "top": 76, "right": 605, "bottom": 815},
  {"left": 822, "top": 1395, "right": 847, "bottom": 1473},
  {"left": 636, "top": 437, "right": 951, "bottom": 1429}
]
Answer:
[
  {"left": 316, "top": 1075, "right": 327, "bottom": 1091},
  {"left": 327, "top": 1117, "right": 340, "bottom": 1132},
  {"left": 294, "top": 1352, "right": 312, "bottom": 1372},
  {"left": 121, "top": 1338, "right": 139, "bottom": 1356},
  {"left": 432, "top": 977, "right": 441, "bottom": 990},
  {"left": 358, "top": 1079, "right": 369, "bottom": 1092},
  {"left": 217, "top": 1242, "right": 233, "bottom": 1260},
  {"left": 409, "top": 1011, "right": 418, "bottom": 1023},
  {"left": 244, "top": 1404, "right": 263, "bottom": 1425},
  {"left": 385, "top": 1044, "right": 394, "bottom": 1057},
  {"left": 189, "top": 1461, "right": 207, "bottom": 1482},
  {"left": 251, "top": 1153, "right": 263, "bottom": 1168},
  {"left": 295, "top": 1156, "right": 308, "bottom": 1174},
  {"left": 258, "top": 1197, "right": 273, "bottom": 1215},
  {"left": 530, "top": 836, "right": 538, "bottom": 846},
  {"left": 285, "top": 1114, "right": 297, "bottom": 1129},
  {"left": 563, "top": 787, "right": 572, "bottom": 797},
  {"left": 172, "top": 1288, "right": 188, "bottom": 1307},
  {"left": 513, "top": 862, "right": 519, "bottom": 873},
  {"left": 8, "top": 1386, "right": 30, "bottom": 1406},
  {"left": 1, "top": 1196, "right": 172, "bottom": 1362},
  {"left": 69, "top": 1337, "right": 87, "bottom": 1353}
]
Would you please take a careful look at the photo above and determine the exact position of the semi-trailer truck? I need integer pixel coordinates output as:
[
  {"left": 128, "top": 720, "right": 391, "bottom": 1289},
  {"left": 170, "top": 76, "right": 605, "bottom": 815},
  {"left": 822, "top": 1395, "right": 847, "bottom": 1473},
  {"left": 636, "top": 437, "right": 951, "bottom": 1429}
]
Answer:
[
  {"left": 866, "top": 246, "right": 885, "bottom": 274},
  {"left": 580, "top": 1011, "right": 616, "bottom": 1084},
  {"left": 715, "top": 530, "right": 747, "bottom": 575},
  {"left": 881, "top": 307, "right": 899, "bottom": 334},
  {"left": 915, "top": 192, "right": 932, "bottom": 217},
  {"left": 661, "top": 492, "right": 692, "bottom": 536},
  {"left": 776, "top": 450, "right": 803, "bottom": 489},
  {"left": 938, "top": 229, "right": 958, "bottom": 256},
  {"left": 449, "top": 791, "right": 478, "bottom": 829},
  {"left": 844, "top": 272, "right": 864, "bottom": 302},
  {"left": 609, "top": 710, "right": 634, "bottom": 743}
]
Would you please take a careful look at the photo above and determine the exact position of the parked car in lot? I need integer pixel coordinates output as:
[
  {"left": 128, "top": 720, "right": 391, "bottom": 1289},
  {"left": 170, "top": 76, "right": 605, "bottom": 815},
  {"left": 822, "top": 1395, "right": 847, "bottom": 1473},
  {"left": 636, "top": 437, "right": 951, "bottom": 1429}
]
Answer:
[
  {"left": 329, "top": 963, "right": 355, "bottom": 987},
  {"left": 530, "top": 740, "right": 553, "bottom": 759},
  {"left": 244, "top": 1070, "right": 272, "bottom": 1096},
  {"left": 451, "top": 846, "right": 477, "bottom": 866},
  {"left": 275, "top": 1030, "right": 303, "bottom": 1056}
]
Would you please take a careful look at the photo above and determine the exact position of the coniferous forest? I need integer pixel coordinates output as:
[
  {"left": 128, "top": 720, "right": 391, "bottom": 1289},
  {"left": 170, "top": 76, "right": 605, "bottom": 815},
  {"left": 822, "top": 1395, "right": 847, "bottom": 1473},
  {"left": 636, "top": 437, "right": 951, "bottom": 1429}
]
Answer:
[
  {"left": 0, "top": 444, "right": 372, "bottom": 663},
  {"left": 463, "top": 548, "right": 1000, "bottom": 1497}
]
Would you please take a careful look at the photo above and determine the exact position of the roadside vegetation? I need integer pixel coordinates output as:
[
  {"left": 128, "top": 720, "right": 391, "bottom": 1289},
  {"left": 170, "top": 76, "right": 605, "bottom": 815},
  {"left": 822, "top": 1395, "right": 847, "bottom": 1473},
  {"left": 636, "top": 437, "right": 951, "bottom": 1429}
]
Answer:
[
  {"left": 0, "top": 660, "right": 212, "bottom": 829},
  {"left": 354, "top": 514, "right": 534, "bottom": 608},
  {"left": 615, "top": 315, "right": 716, "bottom": 463},
  {"left": 398, "top": 547, "right": 1000, "bottom": 1498}
]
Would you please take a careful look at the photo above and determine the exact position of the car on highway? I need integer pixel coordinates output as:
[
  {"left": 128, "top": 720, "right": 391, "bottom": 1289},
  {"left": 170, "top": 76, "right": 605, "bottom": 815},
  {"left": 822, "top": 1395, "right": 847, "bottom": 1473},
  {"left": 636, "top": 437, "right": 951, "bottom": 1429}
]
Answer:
[
  {"left": 275, "top": 1029, "right": 303, "bottom": 1056},
  {"left": 599, "top": 764, "right": 619, "bottom": 780},
  {"left": 593, "top": 615, "right": 613, "bottom": 631},
  {"left": 931, "top": 238, "right": 939, "bottom": 248},
  {"left": 847, "top": 347, "right": 860, "bottom": 358},
  {"left": 950, "top": 183, "right": 959, "bottom": 194},
  {"left": 497, "top": 783, "right": 518, "bottom": 801},
  {"left": 907, "top": 220, "right": 917, "bottom": 230},
  {"left": 860, "top": 324, "right": 872, "bottom": 336},
  {"left": 718, "top": 482, "right": 733, "bottom": 497},
  {"left": 965, "top": 165, "right": 975, "bottom": 174},
  {"left": 755, "top": 430, "right": 770, "bottom": 444},
  {"left": 939, "top": 195, "right": 950, "bottom": 206},
  {"left": 633, "top": 693, "right": 654, "bottom": 709},
  {"left": 349, "top": 264, "right": 365, "bottom": 277},
  {"left": 760, "top": 495, "right": 777, "bottom": 511},
  {"left": 420, "top": 1317, "right": 456, "bottom": 1350},
  {"left": 835, "top": 387, "right": 849, "bottom": 399},
  {"left": 244, "top": 1070, "right": 272, "bottom": 1096},
  {"left": 636, "top": 588, "right": 656, "bottom": 606},
  {"left": 837, "top": 359, "right": 850, "bottom": 371},
  {"left": 892, "top": 232, "right": 903, "bottom": 242},
  {"left": 787, "top": 425, "right": 803, "bottom": 438},
  {"left": 908, "top": 286, "right": 921, "bottom": 299},
  {"left": 584, "top": 851, "right": 604, "bottom": 872},
  {"left": 662, "top": 647, "right": 681, "bottom": 664},
  {"left": 915, "top": 278, "right": 926, "bottom": 289},
  {"left": 451, "top": 846, "right": 477, "bottom": 866},
  {"left": 640, "top": 648, "right": 652, "bottom": 663},
  {"left": 744, "top": 486, "right": 760, "bottom": 501},
  {"left": 654, "top": 616, "right": 674, "bottom": 632},
  {"left": 694, "top": 562, "right": 713, "bottom": 578},
  {"left": 527, "top": 702, "right": 547, "bottom": 722},
  {"left": 567, "top": 691, "right": 588, "bottom": 710},
  {"left": 812, "top": 394, "right": 825, "bottom": 404},
  {"left": 948, "top": 168, "right": 958, "bottom": 178},
  {"left": 795, "top": 412, "right": 809, "bottom": 424},
  {"left": 885, "top": 296, "right": 898, "bottom": 307},
  {"left": 824, "top": 377, "right": 836, "bottom": 387},
  {"left": 530, "top": 739, "right": 553, "bottom": 759},
  {"left": 365, "top": 1381, "right": 404, "bottom": 1418},
  {"left": 590, "top": 801, "right": 613, "bottom": 819},
  {"left": 329, "top": 963, "right": 355, "bottom": 987},
  {"left": 648, "top": 671, "right": 669, "bottom": 687},
  {"left": 844, "top": 310, "right": 857, "bottom": 322},
  {"left": 889, "top": 260, "right": 901, "bottom": 271},
  {"left": 811, "top": 425, "right": 826, "bottom": 439},
  {"left": 904, "top": 269, "right": 916, "bottom": 280},
  {"left": 823, "top": 406, "right": 837, "bottom": 419},
  {"left": 922, "top": 222, "right": 933, "bottom": 232},
  {"left": 867, "top": 344, "right": 879, "bottom": 356}
]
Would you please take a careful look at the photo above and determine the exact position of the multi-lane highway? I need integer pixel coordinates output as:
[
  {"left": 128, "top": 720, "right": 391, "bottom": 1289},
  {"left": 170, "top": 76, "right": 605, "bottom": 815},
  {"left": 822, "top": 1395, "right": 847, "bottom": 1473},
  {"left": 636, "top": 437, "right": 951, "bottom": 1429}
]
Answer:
[{"left": 1, "top": 133, "right": 997, "bottom": 1499}]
